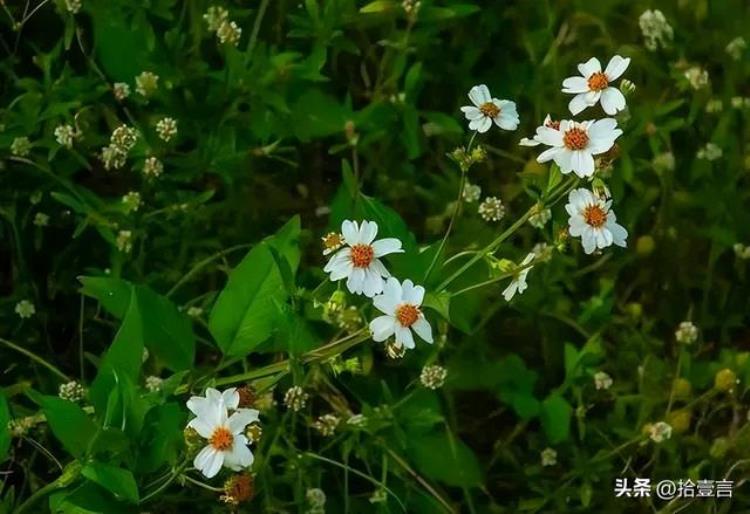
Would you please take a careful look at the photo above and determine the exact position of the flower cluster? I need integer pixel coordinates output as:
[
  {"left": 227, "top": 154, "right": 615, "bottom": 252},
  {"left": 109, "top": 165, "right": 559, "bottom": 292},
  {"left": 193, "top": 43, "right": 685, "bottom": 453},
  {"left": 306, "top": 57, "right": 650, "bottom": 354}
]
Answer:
[
  {"left": 101, "top": 125, "right": 138, "bottom": 171},
  {"left": 204, "top": 6, "right": 242, "bottom": 47},
  {"left": 639, "top": 9, "right": 673, "bottom": 51},
  {"left": 156, "top": 117, "right": 178, "bottom": 142}
]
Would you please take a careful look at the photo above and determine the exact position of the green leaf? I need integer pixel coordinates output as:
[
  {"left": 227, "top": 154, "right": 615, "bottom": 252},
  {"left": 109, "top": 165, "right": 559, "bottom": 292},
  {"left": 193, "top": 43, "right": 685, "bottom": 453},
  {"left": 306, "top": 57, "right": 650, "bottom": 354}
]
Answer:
[
  {"left": 0, "top": 391, "right": 10, "bottom": 462},
  {"left": 79, "top": 276, "right": 131, "bottom": 318},
  {"left": 81, "top": 463, "right": 139, "bottom": 503},
  {"left": 360, "top": 0, "right": 397, "bottom": 13},
  {"left": 407, "top": 429, "right": 482, "bottom": 487},
  {"left": 136, "top": 402, "right": 185, "bottom": 473},
  {"left": 540, "top": 394, "right": 572, "bottom": 443},
  {"left": 209, "top": 217, "right": 301, "bottom": 356},
  {"left": 29, "top": 394, "right": 97, "bottom": 459},
  {"left": 422, "top": 290, "right": 450, "bottom": 320}
]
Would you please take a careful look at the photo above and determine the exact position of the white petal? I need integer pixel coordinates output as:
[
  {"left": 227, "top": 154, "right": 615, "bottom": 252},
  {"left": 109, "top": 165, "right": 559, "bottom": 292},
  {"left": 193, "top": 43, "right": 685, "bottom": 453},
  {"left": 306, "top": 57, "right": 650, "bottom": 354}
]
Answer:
[
  {"left": 572, "top": 151, "right": 595, "bottom": 177},
  {"left": 470, "top": 116, "right": 492, "bottom": 133},
  {"left": 578, "top": 57, "right": 601, "bottom": 77},
  {"left": 604, "top": 55, "right": 630, "bottom": 81},
  {"left": 554, "top": 149, "right": 573, "bottom": 173},
  {"left": 411, "top": 316, "right": 433, "bottom": 343},
  {"left": 196, "top": 447, "right": 224, "bottom": 479},
  {"left": 568, "top": 94, "right": 590, "bottom": 115},
  {"left": 328, "top": 260, "right": 353, "bottom": 281},
  {"left": 503, "top": 281, "right": 518, "bottom": 302},
  {"left": 224, "top": 437, "right": 254, "bottom": 470},
  {"left": 341, "top": 220, "right": 360, "bottom": 244},
  {"left": 373, "top": 292, "right": 398, "bottom": 315},
  {"left": 370, "top": 315, "right": 396, "bottom": 342},
  {"left": 468, "top": 84, "right": 491, "bottom": 106},
  {"left": 186, "top": 396, "right": 211, "bottom": 418},
  {"left": 395, "top": 326, "right": 415, "bottom": 349},
  {"left": 519, "top": 137, "right": 540, "bottom": 147},
  {"left": 362, "top": 268, "right": 384, "bottom": 297},
  {"left": 359, "top": 221, "right": 379, "bottom": 244},
  {"left": 600, "top": 87, "right": 626, "bottom": 115},
  {"left": 536, "top": 146, "right": 560, "bottom": 163},
  {"left": 562, "top": 76, "right": 590, "bottom": 94},
  {"left": 372, "top": 238, "right": 403, "bottom": 257},
  {"left": 535, "top": 126, "right": 563, "bottom": 147},
  {"left": 222, "top": 388, "right": 239, "bottom": 410},
  {"left": 568, "top": 215, "right": 587, "bottom": 237},
  {"left": 401, "top": 280, "right": 425, "bottom": 305},
  {"left": 607, "top": 219, "right": 628, "bottom": 246},
  {"left": 584, "top": 90, "right": 601, "bottom": 106},
  {"left": 346, "top": 268, "right": 366, "bottom": 295},
  {"left": 461, "top": 106, "right": 483, "bottom": 120},
  {"left": 495, "top": 111, "right": 519, "bottom": 131},
  {"left": 194, "top": 446, "right": 217, "bottom": 474},
  {"left": 228, "top": 409, "right": 259, "bottom": 434},
  {"left": 188, "top": 417, "right": 214, "bottom": 439},
  {"left": 370, "top": 258, "right": 390, "bottom": 278},
  {"left": 581, "top": 228, "right": 597, "bottom": 254},
  {"left": 382, "top": 276, "right": 402, "bottom": 301}
]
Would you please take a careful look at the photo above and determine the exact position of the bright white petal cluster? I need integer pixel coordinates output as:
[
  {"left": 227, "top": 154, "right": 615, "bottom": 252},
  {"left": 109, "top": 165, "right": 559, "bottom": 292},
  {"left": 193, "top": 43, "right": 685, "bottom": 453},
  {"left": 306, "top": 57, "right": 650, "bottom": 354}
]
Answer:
[
  {"left": 324, "top": 220, "right": 403, "bottom": 297},
  {"left": 503, "top": 253, "right": 535, "bottom": 301},
  {"left": 461, "top": 85, "right": 519, "bottom": 133},
  {"left": 519, "top": 114, "right": 558, "bottom": 147},
  {"left": 534, "top": 118, "right": 622, "bottom": 177},
  {"left": 562, "top": 56, "right": 630, "bottom": 115},
  {"left": 566, "top": 188, "right": 627, "bottom": 254},
  {"left": 369, "top": 278, "right": 433, "bottom": 350},
  {"left": 187, "top": 388, "right": 259, "bottom": 479}
]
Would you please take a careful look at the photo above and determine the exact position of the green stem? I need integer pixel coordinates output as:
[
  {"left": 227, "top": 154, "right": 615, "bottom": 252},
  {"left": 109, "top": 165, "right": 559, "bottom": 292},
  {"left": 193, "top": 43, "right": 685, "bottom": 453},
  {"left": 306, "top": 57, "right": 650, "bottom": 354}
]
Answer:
[
  {"left": 0, "top": 337, "right": 69, "bottom": 381},
  {"left": 247, "top": 0, "right": 270, "bottom": 55},
  {"left": 13, "top": 480, "right": 61, "bottom": 514},
  {"left": 139, "top": 459, "right": 190, "bottom": 505},
  {"left": 166, "top": 244, "right": 251, "bottom": 298},
  {"left": 450, "top": 261, "right": 534, "bottom": 297}
]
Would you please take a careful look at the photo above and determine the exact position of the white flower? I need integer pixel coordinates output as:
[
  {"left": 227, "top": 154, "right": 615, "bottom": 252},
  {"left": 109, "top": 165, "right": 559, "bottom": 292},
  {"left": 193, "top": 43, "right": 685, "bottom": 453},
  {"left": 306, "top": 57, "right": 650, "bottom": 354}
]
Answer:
[
  {"left": 462, "top": 183, "right": 481, "bottom": 203},
  {"left": 594, "top": 371, "right": 613, "bottom": 390},
  {"left": 503, "top": 252, "right": 535, "bottom": 301},
  {"left": 726, "top": 37, "right": 747, "bottom": 61},
  {"left": 648, "top": 421, "right": 672, "bottom": 443},
  {"left": 11, "top": 137, "right": 31, "bottom": 157},
  {"left": 675, "top": 321, "right": 698, "bottom": 345},
  {"left": 420, "top": 365, "right": 447, "bottom": 389},
  {"left": 478, "top": 196, "right": 505, "bottom": 222},
  {"left": 187, "top": 388, "right": 259, "bottom": 479},
  {"left": 321, "top": 232, "right": 344, "bottom": 255},
  {"left": 113, "top": 82, "right": 130, "bottom": 101},
  {"left": 684, "top": 67, "right": 709, "bottom": 90},
  {"left": 369, "top": 277, "right": 433, "bottom": 349},
  {"left": 15, "top": 300, "right": 36, "bottom": 319},
  {"left": 519, "top": 114, "right": 559, "bottom": 146},
  {"left": 143, "top": 156, "right": 164, "bottom": 178},
  {"left": 156, "top": 117, "right": 178, "bottom": 142},
  {"left": 639, "top": 10, "right": 673, "bottom": 51},
  {"left": 145, "top": 376, "right": 163, "bottom": 393},
  {"left": 697, "top": 143, "right": 722, "bottom": 161},
  {"left": 528, "top": 205, "right": 551, "bottom": 228},
  {"left": 323, "top": 220, "right": 403, "bottom": 297},
  {"left": 535, "top": 119, "right": 622, "bottom": 178},
  {"left": 562, "top": 56, "right": 630, "bottom": 115},
  {"left": 217, "top": 20, "right": 242, "bottom": 46},
  {"left": 135, "top": 71, "right": 159, "bottom": 97},
  {"left": 460, "top": 85, "right": 519, "bottom": 133},
  {"left": 122, "top": 192, "right": 141, "bottom": 213},
  {"left": 540, "top": 447, "right": 557, "bottom": 467},
  {"left": 116, "top": 230, "right": 133, "bottom": 253},
  {"left": 54, "top": 124, "right": 76, "bottom": 148},
  {"left": 566, "top": 188, "right": 627, "bottom": 254}
]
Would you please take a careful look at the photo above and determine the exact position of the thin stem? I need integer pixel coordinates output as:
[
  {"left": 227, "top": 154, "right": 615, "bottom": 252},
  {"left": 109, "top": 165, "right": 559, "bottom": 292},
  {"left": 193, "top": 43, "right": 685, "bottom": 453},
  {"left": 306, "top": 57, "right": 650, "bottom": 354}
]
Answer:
[
  {"left": 182, "top": 474, "right": 225, "bottom": 492},
  {"left": 0, "top": 337, "right": 69, "bottom": 381},
  {"left": 13, "top": 480, "right": 60, "bottom": 514},
  {"left": 450, "top": 260, "right": 535, "bottom": 297},
  {"left": 139, "top": 459, "right": 190, "bottom": 505},
  {"left": 247, "top": 0, "right": 270, "bottom": 55},
  {"left": 166, "top": 244, "right": 251, "bottom": 298}
]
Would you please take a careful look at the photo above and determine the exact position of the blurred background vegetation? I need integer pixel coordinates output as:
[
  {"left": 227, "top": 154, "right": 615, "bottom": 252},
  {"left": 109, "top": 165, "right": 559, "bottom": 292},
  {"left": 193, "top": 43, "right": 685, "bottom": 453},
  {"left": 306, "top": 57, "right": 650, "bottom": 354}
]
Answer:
[{"left": 1, "top": 0, "right": 750, "bottom": 512}]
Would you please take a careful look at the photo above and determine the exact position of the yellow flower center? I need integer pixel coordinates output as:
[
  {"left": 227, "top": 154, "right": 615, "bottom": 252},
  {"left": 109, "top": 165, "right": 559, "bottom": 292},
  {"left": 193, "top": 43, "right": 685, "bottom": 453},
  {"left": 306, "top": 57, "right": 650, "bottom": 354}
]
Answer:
[
  {"left": 583, "top": 205, "right": 607, "bottom": 228},
  {"left": 350, "top": 244, "right": 374, "bottom": 268},
  {"left": 395, "top": 304, "right": 420, "bottom": 327},
  {"left": 587, "top": 72, "right": 609, "bottom": 91},
  {"left": 479, "top": 102, "right": 500, "bottom": 118},
  {"left": 563, "top": 128, "right": 589, "bottom": 150},
  {"left": 322, "top": 232, "right": 344, "bottom": 251},
  {"left": 210, "top": 426, "right": 234, "bottom": 451}
]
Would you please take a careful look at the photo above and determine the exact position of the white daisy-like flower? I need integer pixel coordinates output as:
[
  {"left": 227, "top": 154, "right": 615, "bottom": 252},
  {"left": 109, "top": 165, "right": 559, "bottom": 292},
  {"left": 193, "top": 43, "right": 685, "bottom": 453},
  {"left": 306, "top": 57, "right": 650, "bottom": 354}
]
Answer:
[
  {"left": 369, "top": 277, "right": 433, "bottom": 350},
  {"left": 519, "top": 114, "right": 559, "bottom": 146},
  {"left": 323, "top": 220, "right": 403, "bottom": 297},
  {"left": 460, "top": 84, "right": 519, "bottom": 133},
  {"left": 566, "top": 188, "right": 628, "bottom": 254},
  {"left": 535, "top": 118, "right": 622, "bottom": 178},
  {"left": 594, "top": 371, "right": 613, "bottom": 390},
  {"left": 562, "top": 56, "right": 630, "bottom": 115},
  {"left": 187, "top": 388, "right": 259, "bottom": 479},
  {"left": 502, "top": 252, "right": 535, "bottom": 301}
]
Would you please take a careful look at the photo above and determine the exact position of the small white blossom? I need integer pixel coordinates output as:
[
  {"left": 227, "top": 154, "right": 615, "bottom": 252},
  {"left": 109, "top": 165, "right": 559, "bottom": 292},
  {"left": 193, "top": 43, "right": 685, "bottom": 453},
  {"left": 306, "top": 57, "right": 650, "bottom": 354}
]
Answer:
[
  {"left": 306, "top": 488, "right": 327, "bottom": 509},
  {"left": 648, "top": 421, "right": 672, "bottom": 443},
  {"left": 684, "top": 67, "right": 709, "bottom": 90},
  {"left": 460, "top": 84, "right": 519, "bottom": 133},
  {"left": 113, "top": 82, "right": 130, "bottom": 101},
  {"left": 594, "top": 371, "right": 613, "bottom": 390},
  {"left": 502, "top": 252, "right": 535, "bottom": 301},
  {"left": 116, "top": 230, "right": 133, "bottom": 253},
  {"left": 323, "top": 220, "right": 403, "bottom": 297},
  {"left": 33, "top": 212, "right": 50, "bottom": 227},
  {"left": 562, "top": 55, "right": 630, "bottom": 115},
  {"left": 142, "top": 156, "right": 164, "bottom": 178},
  {"left": 283, "top": 386, "right": 309, "bottom": 412},
  {"left": 541, "top": 447, "right": 557, "bottom": 466},
  {"left": 11, "top": 137, "right": 31, "bottom": 157},
  {"left": 101, "top": 145, "right": 127, "bottom": 170},
  {"left": 462, "top": 183, "right": 481, "bottom": 203},
  {"left": 726, "top": 37, "right": 747, "bottom": 61},
  {"left": 528, "top": 205, "right": 551, "bottom": 228},
  {"left": 15, "top": 300, "right": 36, "bottom": 319},
  {"left": 370, "top": 278, "right": 433, "bottom": 349},
  {"left": 122, "top": 192, "right": 141, "bottom": 213},
  {"left": 58, "top": 381, "right": 86, "bottom": 402},
  {"left": 203, "top": 6, "right": 229, "bottom": 32},
  {"left": 156, "top": 117, "right": 178, "bottom": 142},
  {"left": 135, "top": 71, "right": 159, "bottom": 97},
  {"left": 733, "top": 243, "right": 750, "bottom": 260},
  {"left": 321, "top": 232, "right": 344, "bottom": 256},
  {"left": 639, "top": 9, "right": 673, "bottom": 51},
  {"left": 110, "top": 125, "right": 138, "bottom": 151},
  {"left": 420, "top": 365, "right": 447, "bottom": 389},
  {"left": 478, "top": 196, "right": 505, "bottom": 222},
  {"left": 217, "top": 20, "right": 242, "bottom": 46},
  {"left": 186, "top": 388, "right": 259, "bottom": 478},
  {"left": 145, "top": 376, "right": 163, "bottom": 393},
  {"left": 54, "top": 124, "right": 77, "bottom": 148},
  {"left": 312, "top": 414, "right": 340, "bottom": 436},
  {"left": 675, "top": 321, "right": 698, "bottom": 345},
  {"left": 566, "top": 188, "right": 628, "bottom": 254},
  {"left": 697, "top": 143, "right": 722, "bottom": 161}
]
